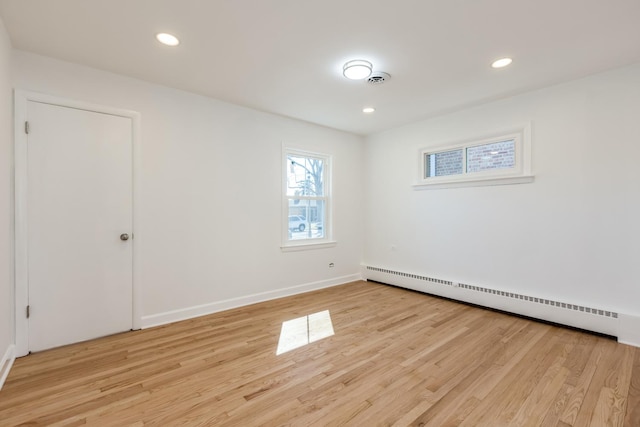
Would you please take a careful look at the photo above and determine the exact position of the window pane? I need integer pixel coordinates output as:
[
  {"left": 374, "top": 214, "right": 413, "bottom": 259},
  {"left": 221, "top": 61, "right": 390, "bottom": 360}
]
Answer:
[
  {"left": 287, "top": 155, "right": 324, "bottom": 197},
  {"left": 424, "top": 149, "right": 463, "bottom": 177},
  {"left": 288, "top": 199, "right": 325, "bottom": 240},
  {"left": 466, "top": 139, "right": 515, "bottom": 173}
]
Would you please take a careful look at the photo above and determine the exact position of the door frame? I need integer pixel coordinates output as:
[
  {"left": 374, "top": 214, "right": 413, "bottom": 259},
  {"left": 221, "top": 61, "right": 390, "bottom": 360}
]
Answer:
[{"left": 14, "top": 90, "right": 141, "bottom": 357}]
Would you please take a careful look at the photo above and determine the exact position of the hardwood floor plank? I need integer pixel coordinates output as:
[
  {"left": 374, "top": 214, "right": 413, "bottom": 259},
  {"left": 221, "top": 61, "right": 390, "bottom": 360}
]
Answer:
[
  {"left": 559, "top": 339, "right": 606, "bottom": 426},
  {"left": 465, "top": 324, "right": 552, "bottom": 407},
  {"left": 590, "top": 344, "right": 635, "bottom": 426},
  {"left": 571, "top": 340, "right": 626, "bottom": 426},
  {"left": 539, "top": 383, "right": 574, "bottom": 427},
  {"left": 624, "top": 349, "right": 640, "bottom": 426},
  {"left": 0, "top": 281, "right": 637, "bottom": 426},
  {"left": 509, "top": 363, "right": 571, "bottom": 426}
]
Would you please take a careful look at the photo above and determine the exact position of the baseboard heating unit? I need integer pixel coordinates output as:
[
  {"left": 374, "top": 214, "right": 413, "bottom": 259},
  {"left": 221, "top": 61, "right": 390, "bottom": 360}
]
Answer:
[{"left": 361, "top": 265, "right": 640, "bottom": 346}]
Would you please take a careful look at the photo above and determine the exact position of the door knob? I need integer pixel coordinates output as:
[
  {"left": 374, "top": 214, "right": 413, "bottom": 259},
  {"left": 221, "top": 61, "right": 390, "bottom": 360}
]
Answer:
[{"left": 120, "top": 233, "right": 129, "bottom": 241}]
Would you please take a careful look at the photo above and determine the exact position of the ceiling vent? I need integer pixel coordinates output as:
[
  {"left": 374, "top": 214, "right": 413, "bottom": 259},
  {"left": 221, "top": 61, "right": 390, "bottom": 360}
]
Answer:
[{"left": 367, "top": 72, "right": 390, "bottom": 85}]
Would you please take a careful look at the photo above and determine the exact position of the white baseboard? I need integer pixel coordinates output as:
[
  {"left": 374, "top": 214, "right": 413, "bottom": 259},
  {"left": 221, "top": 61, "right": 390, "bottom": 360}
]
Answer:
[
  {"left": 618, "top": 313, "right": 640, "bottom": 347},
  {"left": 0, "top": 344, "right": 16, "bottom": 391},
  {"left": 362, "top": 264, "right": 632, "bottom": 344},
  {"left": 140, "top": 274, "right": 362, "bottom": 329}
]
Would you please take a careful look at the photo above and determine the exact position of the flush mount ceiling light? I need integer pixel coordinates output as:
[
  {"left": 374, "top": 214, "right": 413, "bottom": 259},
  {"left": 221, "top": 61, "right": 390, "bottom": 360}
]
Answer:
[
  {"left": 156, "top": 33, "right": 180, "bottom": 46},
  {"left": 491, "top": 57, "right": 513, "bottom": 68},
  {"left": 343, "top": 60, "right": 373, "bottom": 80},
  {"left": 362, "top": 107, "right": 376, "bottom": 113}
]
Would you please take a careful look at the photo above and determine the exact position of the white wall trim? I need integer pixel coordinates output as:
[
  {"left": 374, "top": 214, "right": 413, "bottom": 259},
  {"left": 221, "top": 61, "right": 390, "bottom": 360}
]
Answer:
[
  {"left": 140, "top": 273, "right": 362, "bottom": 329},
  {"left": 413, "top": 175, "right": 534, "bottom": 190},
  {"left": 13, "top": 90, "right": 142, "bottom": 357},
  {"left": 281, "top": 241, "right": 338, "bottom": 252},
  {"left": 0, "top": 344, "right": 16, "bottom": 390}
]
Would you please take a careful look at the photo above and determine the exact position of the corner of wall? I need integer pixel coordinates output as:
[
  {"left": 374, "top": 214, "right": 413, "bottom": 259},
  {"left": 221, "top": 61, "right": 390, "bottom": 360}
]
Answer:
[
  {"left": 0, "top": 11, "right": 16, "bottom": 375},
  {"left": 618, "top": 313, "right": 640, "bottom": 348}
]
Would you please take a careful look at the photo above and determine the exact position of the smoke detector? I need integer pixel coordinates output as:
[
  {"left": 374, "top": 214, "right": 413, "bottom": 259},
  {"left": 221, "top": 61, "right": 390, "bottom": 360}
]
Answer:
[{"left": 367, "top": 72, "right": 390, "bottom": 85}]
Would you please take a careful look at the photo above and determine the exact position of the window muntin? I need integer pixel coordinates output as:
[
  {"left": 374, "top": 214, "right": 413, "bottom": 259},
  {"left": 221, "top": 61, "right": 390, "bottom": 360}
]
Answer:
[{"left": 283, "top": 149, "right": 331, "bottom": 246}]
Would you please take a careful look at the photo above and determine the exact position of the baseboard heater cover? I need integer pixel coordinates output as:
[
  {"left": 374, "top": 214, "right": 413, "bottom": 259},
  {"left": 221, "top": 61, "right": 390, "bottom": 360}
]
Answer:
[{"left": 363, "top": 265, "right": 619, "bottom": 338}]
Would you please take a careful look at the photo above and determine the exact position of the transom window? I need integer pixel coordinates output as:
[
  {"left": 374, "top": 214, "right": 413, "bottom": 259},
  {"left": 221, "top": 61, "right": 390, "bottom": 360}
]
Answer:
[
  {"left": 416, "top": 126, "right": 533, "bottom": 189},
  {"left": 424, "top": 139, "right": 516, "bottom": 178}
]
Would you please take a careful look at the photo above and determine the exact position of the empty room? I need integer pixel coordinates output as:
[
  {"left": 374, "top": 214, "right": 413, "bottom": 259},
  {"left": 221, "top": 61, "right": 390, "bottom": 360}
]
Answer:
[{"left": 0, "top": 1, "right": 639, "bottom": 425}]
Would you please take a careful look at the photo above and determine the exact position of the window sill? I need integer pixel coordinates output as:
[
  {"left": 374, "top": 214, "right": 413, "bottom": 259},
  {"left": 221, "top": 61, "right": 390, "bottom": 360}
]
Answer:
[
  {"left": 281, "top": 241, "right": 337, "bottom": 252},
  {"left": 413, "top": 175, "right": 534, "bottom": 190}
]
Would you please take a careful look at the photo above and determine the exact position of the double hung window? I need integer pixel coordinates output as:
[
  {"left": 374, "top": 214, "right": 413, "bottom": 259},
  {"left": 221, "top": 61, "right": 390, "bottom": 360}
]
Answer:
[{"left": 282, "top": 148, "right": 332, "bottom": 249}]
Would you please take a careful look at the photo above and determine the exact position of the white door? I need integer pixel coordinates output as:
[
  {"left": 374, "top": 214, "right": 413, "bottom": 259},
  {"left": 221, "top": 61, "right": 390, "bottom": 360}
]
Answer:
[{"left": 26, "top": 100, "right": 133, "bottom": 352}]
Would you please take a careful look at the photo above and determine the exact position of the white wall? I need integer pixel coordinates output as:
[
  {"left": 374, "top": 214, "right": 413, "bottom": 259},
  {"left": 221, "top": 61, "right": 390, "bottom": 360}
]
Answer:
[
  {"left": 10, "top": 47, "right": 639, "bottom": 345},
  {"left": 364, "top": 62, "right": 640, "bottom": 316},
  {"left": 13, "top": 51, "right": 364, "bottom": 325},
  {"left": 0, "top": 16, "right": 13, "bottom": 358}
]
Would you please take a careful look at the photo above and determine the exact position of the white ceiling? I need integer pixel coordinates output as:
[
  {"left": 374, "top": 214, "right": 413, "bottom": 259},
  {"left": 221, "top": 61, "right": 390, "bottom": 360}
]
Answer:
[{"left": 1, "top": 0, "right": 640, "bottom": 136}]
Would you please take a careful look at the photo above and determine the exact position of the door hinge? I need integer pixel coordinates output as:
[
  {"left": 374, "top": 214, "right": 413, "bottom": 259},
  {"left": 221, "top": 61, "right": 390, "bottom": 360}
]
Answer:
[
  {"left": 26, "top": 305, "right": 30, "bottom": 319},
  {"left": 25, "top": 121, "right": 30, "bottom": 134}
]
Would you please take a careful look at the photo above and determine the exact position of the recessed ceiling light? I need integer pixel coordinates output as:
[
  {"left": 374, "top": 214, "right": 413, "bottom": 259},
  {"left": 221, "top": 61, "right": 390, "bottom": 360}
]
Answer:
[
  {"left": 156, "top": 33, "right": 180, "bottom": 47},
  {"left": 362, "top": 107, "right": 376, "bottom": 113},
  {"left": 343, "top": 60, "right": 373, "bottom": 80},
  {"left": 491, "top": 57, "right": 512, "bottom": 68}
]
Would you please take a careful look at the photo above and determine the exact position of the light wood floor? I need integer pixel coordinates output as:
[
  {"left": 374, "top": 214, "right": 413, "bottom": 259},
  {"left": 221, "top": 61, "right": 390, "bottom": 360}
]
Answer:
[{"left": 1, "top": 281, "right": 639, "bottom": 426}]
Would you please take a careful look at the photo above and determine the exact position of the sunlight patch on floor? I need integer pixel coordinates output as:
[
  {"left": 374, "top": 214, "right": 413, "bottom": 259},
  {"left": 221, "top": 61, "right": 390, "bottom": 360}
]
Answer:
[{"left": 276, "top": 310, "right": 335, "bottom": 355}]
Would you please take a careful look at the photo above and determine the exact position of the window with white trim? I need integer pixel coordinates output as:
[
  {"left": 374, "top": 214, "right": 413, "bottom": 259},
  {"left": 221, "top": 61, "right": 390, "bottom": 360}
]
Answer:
[
  {"left": 282, "top": 148, "right": 332, "bottom": 249},
  {"left": 415, "top": 126, "right": 533, "bottom": 189}
]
